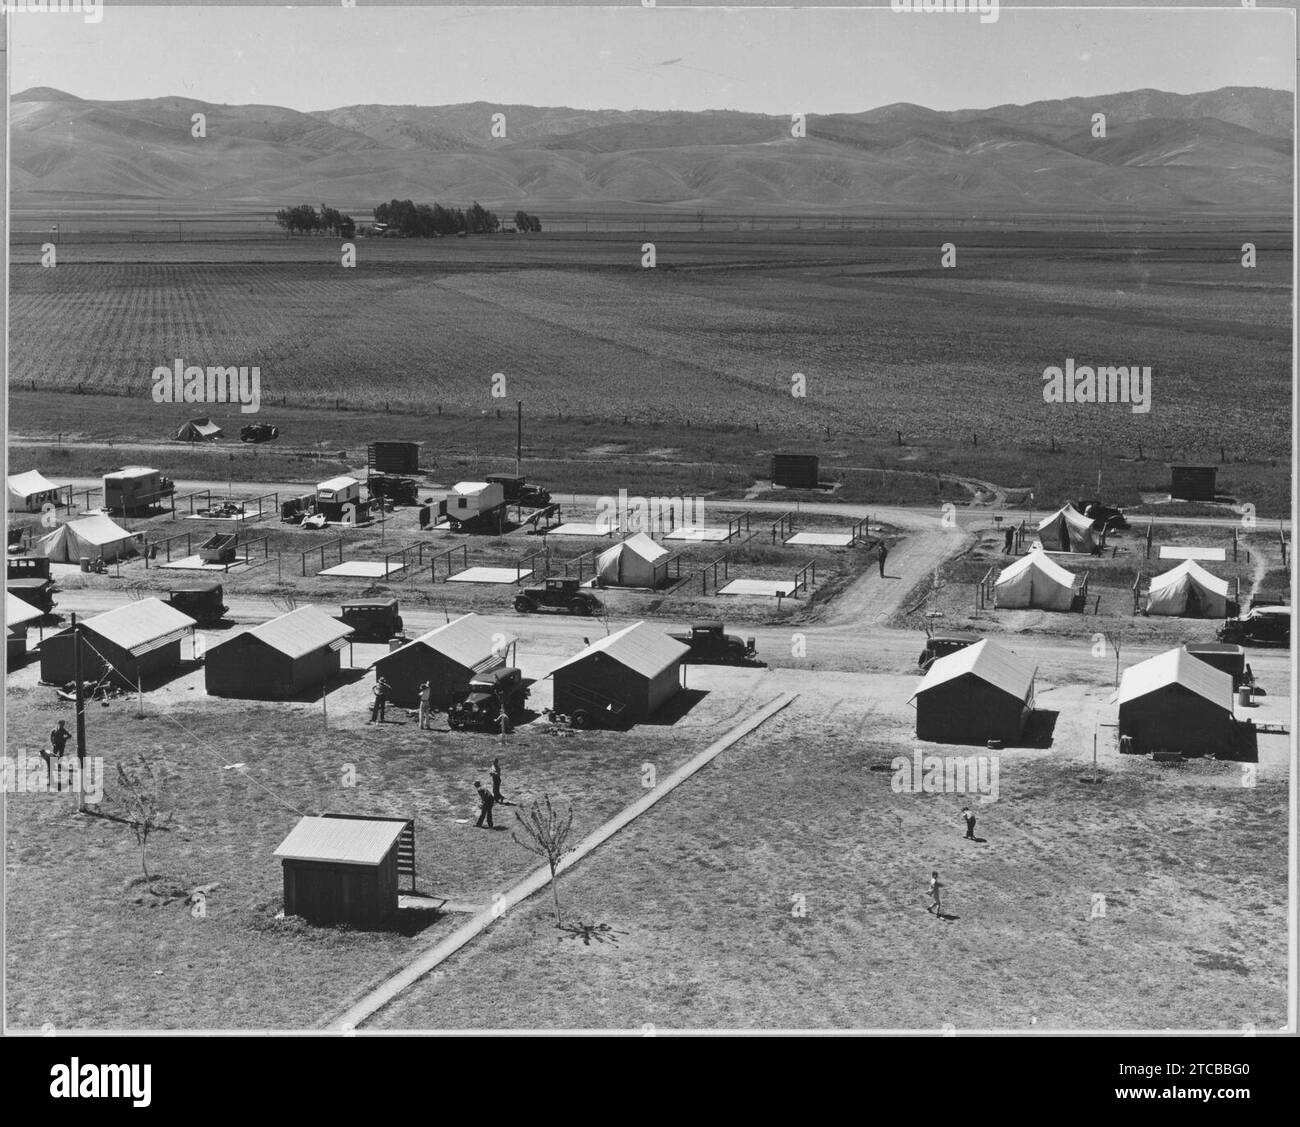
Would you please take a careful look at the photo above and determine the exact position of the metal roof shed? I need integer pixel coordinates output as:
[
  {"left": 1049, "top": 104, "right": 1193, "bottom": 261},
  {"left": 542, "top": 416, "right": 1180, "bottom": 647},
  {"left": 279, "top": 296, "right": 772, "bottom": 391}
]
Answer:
[
  {"left": 274, "top": 815, "right": 410, "bottom": 928},
  {"left": 40, "top": 598, "right": 196, "bottom": 687},
  {"left": 205, "top": 605, "right": 353, "bottom": 699},
  {"left": 1116, "top": 647, "right": 1242, "bottom": 759},
  {"left": 909, "top": 638, "right": 1037, "bottom": 746},
  {"left": 371, "top": 612, "right": 514, "bottom": 708},
  {"left": 550, "top": 621, "right": 689, "bottom": 725}
]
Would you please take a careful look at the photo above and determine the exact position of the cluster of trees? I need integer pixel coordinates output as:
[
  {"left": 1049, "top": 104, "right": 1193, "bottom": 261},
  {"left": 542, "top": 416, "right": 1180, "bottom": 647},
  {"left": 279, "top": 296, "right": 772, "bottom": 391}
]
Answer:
[
  {"left": 274, "top": 203, "right": 355, "bottom": 238},
  {"left": 513, "top": 210, "right": 543, "bottom": 233},
  {"left": 371, "top": 198, "right": 501, "bottom": 237}
]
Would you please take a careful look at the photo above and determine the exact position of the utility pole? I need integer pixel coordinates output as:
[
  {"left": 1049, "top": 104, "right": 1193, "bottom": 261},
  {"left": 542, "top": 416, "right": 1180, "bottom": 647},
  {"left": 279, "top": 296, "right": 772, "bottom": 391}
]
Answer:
[
  {"left": 72, "top": 613, "right": 86, "bottom": 813},
  {"left": 516, "top": 400, "right": 522, "bottom": 477}
]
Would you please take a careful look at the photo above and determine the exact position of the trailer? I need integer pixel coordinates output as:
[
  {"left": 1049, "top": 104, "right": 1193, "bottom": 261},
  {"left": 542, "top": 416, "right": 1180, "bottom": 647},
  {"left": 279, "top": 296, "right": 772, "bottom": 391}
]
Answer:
[
  {"left": 103, "top": 466, "right": 174, "bottom": 515},
  {"left": 439, "top": 481, "right": 507, "bottom": 532}
]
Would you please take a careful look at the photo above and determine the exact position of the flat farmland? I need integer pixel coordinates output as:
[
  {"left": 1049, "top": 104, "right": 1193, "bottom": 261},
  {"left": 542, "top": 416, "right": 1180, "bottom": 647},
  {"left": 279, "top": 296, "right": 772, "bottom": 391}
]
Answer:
[{"left": 9, "top": 228, "right": 1292, "bottom": 462}]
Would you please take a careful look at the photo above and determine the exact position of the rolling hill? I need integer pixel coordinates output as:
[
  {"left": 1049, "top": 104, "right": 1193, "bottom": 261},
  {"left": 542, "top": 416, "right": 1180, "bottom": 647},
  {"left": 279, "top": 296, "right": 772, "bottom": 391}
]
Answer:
[{"left": 9, "top": 85, "right": 1292, "bottom": 213}]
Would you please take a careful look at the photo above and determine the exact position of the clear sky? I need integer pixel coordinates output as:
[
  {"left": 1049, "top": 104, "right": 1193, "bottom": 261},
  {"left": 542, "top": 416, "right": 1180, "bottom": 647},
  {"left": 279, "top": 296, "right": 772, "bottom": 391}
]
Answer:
[{"left": 8, "top": 4, "right": 1295, "bottom": 114}]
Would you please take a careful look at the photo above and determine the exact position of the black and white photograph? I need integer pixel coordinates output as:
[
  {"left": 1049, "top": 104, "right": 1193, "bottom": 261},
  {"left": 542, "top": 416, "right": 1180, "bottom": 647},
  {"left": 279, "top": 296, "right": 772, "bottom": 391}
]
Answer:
[{"left": 1, "top": 0, "right": 1295, "bottom": 1059}]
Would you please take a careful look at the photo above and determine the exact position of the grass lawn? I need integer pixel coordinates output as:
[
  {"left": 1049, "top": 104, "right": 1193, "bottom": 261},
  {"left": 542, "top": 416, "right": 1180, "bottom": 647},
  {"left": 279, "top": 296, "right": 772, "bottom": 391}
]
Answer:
[{"left": 369, "top": 687, "right": 1289, "bottom": 1031}]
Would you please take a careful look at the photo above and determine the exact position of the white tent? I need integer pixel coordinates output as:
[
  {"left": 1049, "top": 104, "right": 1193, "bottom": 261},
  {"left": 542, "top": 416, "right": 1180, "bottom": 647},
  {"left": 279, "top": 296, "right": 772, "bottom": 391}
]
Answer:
[
  {"left": 1146, "top": 560, "right": 1229, "bottom": 618},
  {"left": 596, "top": 532, "right": 670, "bottom": 589},
  {"left": 35, "top": 514, "right": 138, "bottom": 564},
  {"left": 7, "top": 470, "right": 63, "bottom": 512},
  {"left": 994, "top": 550, "right": 1077, "bottom": 611},
  {"left": 1036, "top": 503, "right": 1096, "bottom": 554}
]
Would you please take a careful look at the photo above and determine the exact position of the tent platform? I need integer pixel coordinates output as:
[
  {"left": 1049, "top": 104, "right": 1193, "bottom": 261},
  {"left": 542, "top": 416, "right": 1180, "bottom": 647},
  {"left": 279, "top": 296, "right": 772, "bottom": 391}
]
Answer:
[
  {"left": 547, "top": 523, "right": 617, "bottom": 537},
  {"left": 784, "top": 531, "right": 853, "bottom": 547},
  {"left": 664, "top": 526, "right": 730, "bottom": 542},
  {"left": 718, "top": 579, "right": 797, "bottom": 597},
  {"left": 319, "top": 561, "right": 405, "bottom": 579},
  {"left": 184, "top": 512, "right": 255, "bottom": 523},
  {"left": 1159, "top": 546, "right": 1227, "bottom": 562},
  {"left": 159, "top": 554, "right": 254, "bottom": 572},
  {"left": 446, "top": 566, "right": 532, "bottom": 584}
]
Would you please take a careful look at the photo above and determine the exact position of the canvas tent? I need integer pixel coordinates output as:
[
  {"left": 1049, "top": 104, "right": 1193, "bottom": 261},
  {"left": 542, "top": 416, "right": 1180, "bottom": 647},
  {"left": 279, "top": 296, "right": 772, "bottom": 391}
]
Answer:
[
  {"left": 1036, "top": 503, "right": 1097, "bottom": 554},
  {"left": 909, "top": 638, "right": 1037, "bottom": 745},
  {"left": 596, "top": 532, "right": 671, "bottom": 589},
  {"left": 178, "top": 417, "right": 223, "bottom": 442},
  {"left": 1146, "top": 560, "right": 1230, "bottom": 618},
  {"left": 205, "top": 605, "right": 353, "bottom": 699},
  {"left": 994, "top": 550, "right": 1077, "bottom": 611},
  {"left": 35, "top": 514, "right": 138, "bottom": 564},
  {"left": 1117, "top": 647, "right": 1241, "bottom": 758},
  {"left": 550, "top": 621, "right": 689, "bottom": 725},
  {"left": 7, "top": 470, "right": 64, "bottom": 513},
  {"left": 371, "top": 613, "right": 515, "bottom": 709},
  {"left": 7, "top": 592, "right": 43, "bottom": 665},
  {"left": 40, "top": 597, "right": 195, "bottom": 686}
]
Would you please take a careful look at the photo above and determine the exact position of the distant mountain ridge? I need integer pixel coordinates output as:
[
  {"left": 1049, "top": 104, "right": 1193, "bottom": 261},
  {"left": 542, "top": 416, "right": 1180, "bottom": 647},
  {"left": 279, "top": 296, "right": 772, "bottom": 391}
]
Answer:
[{"left": 10, "top": 85, "right": 1292, "bottom": 212}]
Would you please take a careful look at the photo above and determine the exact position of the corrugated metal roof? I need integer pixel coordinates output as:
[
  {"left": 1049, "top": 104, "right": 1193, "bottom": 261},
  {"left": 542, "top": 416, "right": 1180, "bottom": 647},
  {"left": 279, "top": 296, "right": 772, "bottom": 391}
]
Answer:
[
  {"left": 378, "top": 613, "right": 513, "bottom": 670},
  {"left": 551, "top": 621, "right": 689, "bottom": 680},
  {"left": 602, "top": 532, "right": 669, "bottom": 564},
  {"left": 273, "top": 816, "right": 406, "bottom": 866},
  {"left": 996, "top": 549, "right": 1078, "bottom": 587},
  {"left": 83, "top": 597, "right": 195, "bottom": 657},
  {"left": 6, "top": 592, "right": 43, "bottom": 628},
  {"left": 1148, "top": 559, "right": 1230, "bottom": 598},
  {"left": 910, "top": 638, "right": 1036, "bottom": 702},
  {"left": 236, "top": 605, "right": 354, "bottom": 659},
  {"left": 1117, "top": 646, "right": 1233, "bottom": 710}
]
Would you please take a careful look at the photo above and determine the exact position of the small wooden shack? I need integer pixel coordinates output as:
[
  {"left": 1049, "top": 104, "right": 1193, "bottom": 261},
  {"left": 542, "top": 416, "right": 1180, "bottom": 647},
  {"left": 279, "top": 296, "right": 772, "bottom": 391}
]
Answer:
[
  {"left": 1169, "top": 464, "right": 1218, "bottom": 502},
  {"left": 771, "top": 453, "right": 820, "bottom": 489},
  {"left": 273, "top": 814, "right": 413, "bottom": 929}
]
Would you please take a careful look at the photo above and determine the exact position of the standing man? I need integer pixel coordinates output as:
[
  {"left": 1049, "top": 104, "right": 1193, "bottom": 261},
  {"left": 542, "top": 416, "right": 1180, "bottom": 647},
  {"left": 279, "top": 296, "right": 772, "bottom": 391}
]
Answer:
[
  {"left": 1003, "top": 525, "right": 1015, "bottom": 554},
  {"left": 961, "top": 806, "right": 977, "bottom": 841},
  {"left": 926, "top": 870, "right": 943, "bottom": 916},
  {"left": 489, "top": 757, "right": 511, "bottom": 806},
  {"left": 417, "top": 680, "right": 433, "bottom": 730},
  {"left": 877, "top": 540, "right": 889, "bottom": 578},
  {"left": 369, "top": 676, "right": 391, "bottom": 724},
  {"left": 474, "top": 780, "right": 495, "bottom": 829},
  {"left": 50, "top": 720, "right": 71, "bottom": 760}
]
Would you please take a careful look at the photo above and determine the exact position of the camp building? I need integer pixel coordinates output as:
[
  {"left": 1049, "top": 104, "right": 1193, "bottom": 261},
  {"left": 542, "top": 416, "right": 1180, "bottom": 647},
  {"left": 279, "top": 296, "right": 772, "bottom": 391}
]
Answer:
[
  {"left": 274, "top": 814, "right": 414, "bottom": 929},
  {"left": 1117, "top": 647, "right": 1239, "bottom": 759},
  {"left": 40, "top": 598, "right": 196, "bottom": 686},
  {"left": 910, "top": 638, "right": 1037, "bottom": 745},
  {"left": 7, "top": 470, "right": 65, "bottom": 513},
  {"left": 205, "top": 605, "right": 353, "bottom": 699},
  {"left": 371, "top": 613, "right": 515, "bottom": 709},
  {"left": 550, "top": 621, "right": 689, "bottom": 726}
]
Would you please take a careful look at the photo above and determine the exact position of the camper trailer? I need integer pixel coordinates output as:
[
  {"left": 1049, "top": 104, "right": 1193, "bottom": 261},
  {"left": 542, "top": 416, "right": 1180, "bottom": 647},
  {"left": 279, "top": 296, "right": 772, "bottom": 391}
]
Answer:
[
  {"left": 439, "top": 481, "right": 507, "bottom": 532},
  {"left": 103, "top": 467, "right": 174, "bottom": 515}
]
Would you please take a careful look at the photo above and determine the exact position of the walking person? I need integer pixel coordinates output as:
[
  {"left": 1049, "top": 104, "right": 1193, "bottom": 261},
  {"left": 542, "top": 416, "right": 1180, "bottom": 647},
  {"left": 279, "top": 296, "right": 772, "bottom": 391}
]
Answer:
[
  {"left": 489, "top": 757, "right": 512, "bottom": 806},
  {"left": 417, "top": 680, "right": 433, "bottom": 730},
  {"left": 926, "top": 870, "right": 943, "bottom": 916},
  {"left": 474, "top": 780, "right": 495, "bottom": 829},
  {"left": 961, "top": 806, "right": 977, "bottom": 840},
  {"left": 1003, "top": 526, "right": 1015, "bottom": 554},
  {"left": 877, "top": 540, "right": 889, "bottom": 577},
  {"left": 49, "top": 720, "right": 71, "bottom": 760},
  {"left": 369, "top": 676, "right": 391, "bottom": 724}
]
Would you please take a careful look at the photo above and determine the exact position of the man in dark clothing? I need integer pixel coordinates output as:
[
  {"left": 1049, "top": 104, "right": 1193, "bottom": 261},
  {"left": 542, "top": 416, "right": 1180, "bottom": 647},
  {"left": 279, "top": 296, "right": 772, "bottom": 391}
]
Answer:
[
  {"left": 877, "top": 541, "right": 888, "bottom": 577},
  {"left": 961, "top": 806, "right": 977, "bottom": 840},
  {"left": 1003, "top": 526, "right": 1015, "bottom": 554},
  {"left": 369, "top": 677, "right": 391, "bottom": 724},
  {"left": 474, "top": 781, "right": 495, "bottom": 829},
  {"left": 50, "top": 720, "right": 71, "bottom": 759}
]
